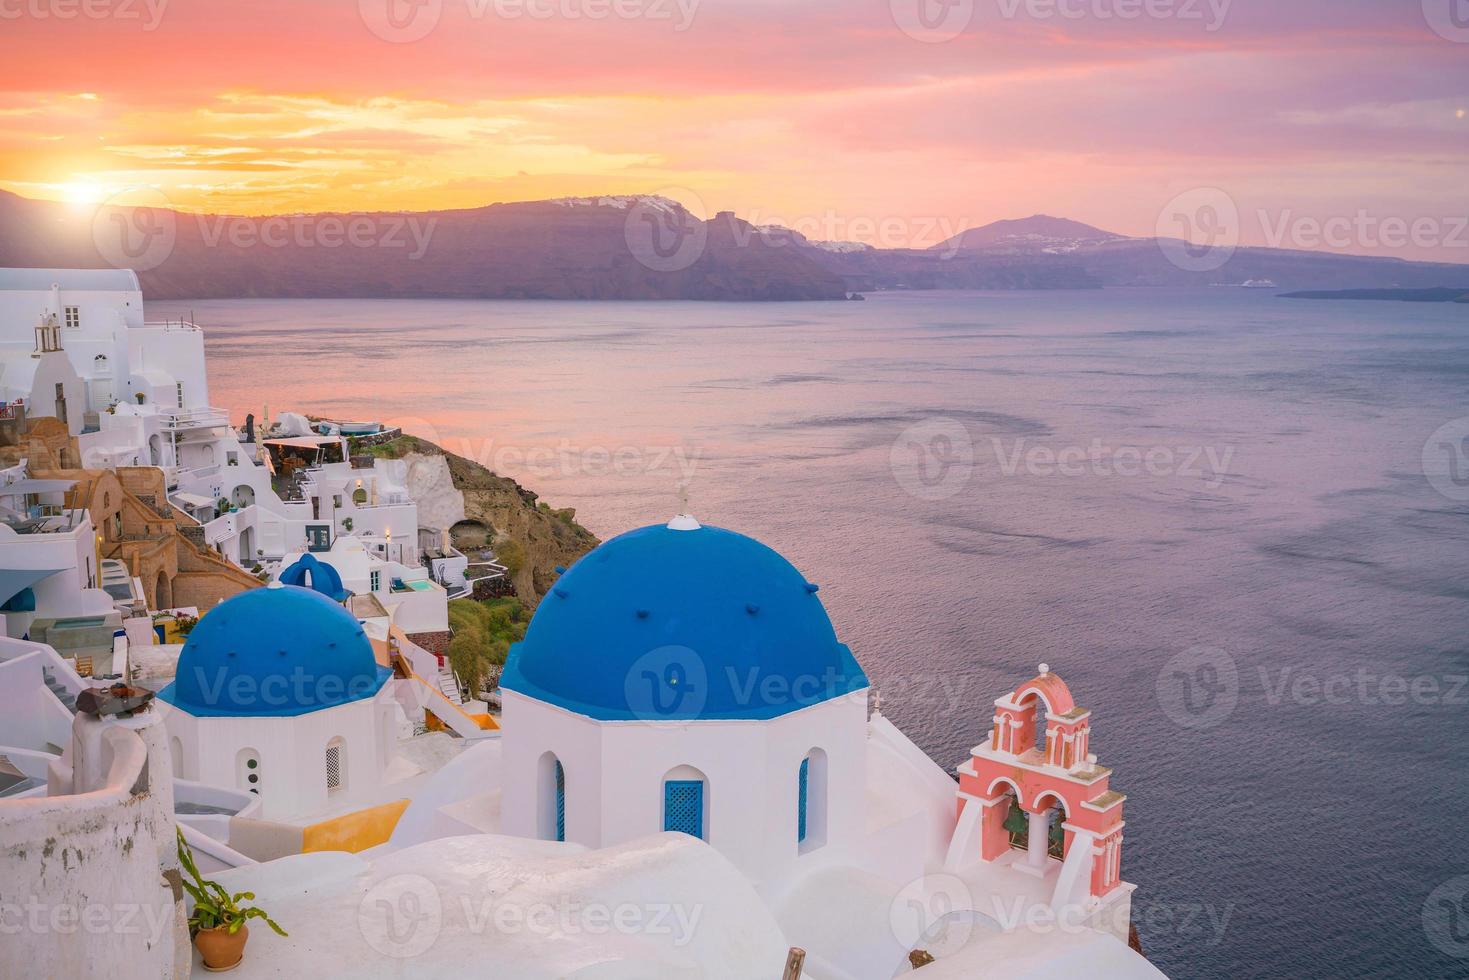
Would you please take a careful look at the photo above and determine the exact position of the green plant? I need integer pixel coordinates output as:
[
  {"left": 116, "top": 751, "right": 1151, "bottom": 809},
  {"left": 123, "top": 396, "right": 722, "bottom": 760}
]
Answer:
[
  {"left": 341, "top": 517, "right": 354, "bottom": 532},
  {"left": 174, "top": 613, "right": 200, "bottom": 636},
  {"left": 177, "top": 828, "right": 287, "bottom": 937}
]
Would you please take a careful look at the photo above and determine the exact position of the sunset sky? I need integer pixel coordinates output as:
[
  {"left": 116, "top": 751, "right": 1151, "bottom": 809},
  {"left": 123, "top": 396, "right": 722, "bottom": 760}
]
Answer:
[{"left": 1, "top": 0, "right": 1466, "bottom": 258}]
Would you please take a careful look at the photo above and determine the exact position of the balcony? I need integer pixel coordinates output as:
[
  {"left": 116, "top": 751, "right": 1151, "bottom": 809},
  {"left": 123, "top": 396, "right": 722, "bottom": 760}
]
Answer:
[
  {"left": 159, "top": 406, "right": 229, "bottom": 432},
  {"left": 143, "top": 317, "right": 204, "bottom": 333}
]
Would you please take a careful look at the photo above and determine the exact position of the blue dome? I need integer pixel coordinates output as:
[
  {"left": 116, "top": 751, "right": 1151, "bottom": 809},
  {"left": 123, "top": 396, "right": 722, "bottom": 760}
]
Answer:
[
  {"left": 159, "top": 584, "right": 390, "bottom": 717},
  {"left": 500, "top": 523, "right": 868, "bottom": 721},
  {"left": 279, "top": 553, "right": 350, "bottom": 602}
]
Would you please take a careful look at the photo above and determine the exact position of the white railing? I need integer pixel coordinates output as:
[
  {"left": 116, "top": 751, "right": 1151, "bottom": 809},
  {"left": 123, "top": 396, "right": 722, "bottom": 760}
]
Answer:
[
  {"left": 159, "top": 405, "right": 228, "bottom": 431},
  {"left": 143, "top": 317, "right": 203, "bottom": 333}
]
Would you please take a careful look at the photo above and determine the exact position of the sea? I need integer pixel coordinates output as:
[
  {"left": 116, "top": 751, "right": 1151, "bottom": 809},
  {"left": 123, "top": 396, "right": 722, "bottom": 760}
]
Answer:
[{"left": 156, "top": 287, "right": 1469, "bottom": 979}]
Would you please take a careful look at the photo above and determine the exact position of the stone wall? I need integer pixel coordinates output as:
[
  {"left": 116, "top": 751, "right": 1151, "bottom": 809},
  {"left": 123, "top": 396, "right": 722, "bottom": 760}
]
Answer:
[{"left": 406, "top": 629, "right": 450, "bottom": 656}]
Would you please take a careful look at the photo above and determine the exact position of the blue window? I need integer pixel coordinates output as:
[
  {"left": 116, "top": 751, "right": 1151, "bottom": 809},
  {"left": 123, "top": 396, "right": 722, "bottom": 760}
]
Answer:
[
  {"left": 555, "top": 760, "right": 566, "bottom": 842},
  {"left": 663, "top": 780, "right": 704, "bottom": 839},
  {"left": 798, "top": 758, "right": 809, "bottom": 843}
]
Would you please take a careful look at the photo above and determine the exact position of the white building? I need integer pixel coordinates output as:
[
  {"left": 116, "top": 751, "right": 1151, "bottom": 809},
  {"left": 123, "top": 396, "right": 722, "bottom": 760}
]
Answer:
[
  {"left": 157, "top": 581, "right": 398, "bottom": 822},
  {"left": 498, "top": 515, "right": 872, "bottom": 890},
  {"left": 0, "top": 270, "right": 459, "bottom": 605}
]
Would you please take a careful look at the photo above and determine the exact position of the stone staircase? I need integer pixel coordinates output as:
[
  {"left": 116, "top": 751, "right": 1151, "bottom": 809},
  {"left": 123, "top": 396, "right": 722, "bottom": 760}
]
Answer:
[
  {"left": 436, "top": 666, "right": 464, "bottom": 705},
  {"left": 42, "top": 667, "right": 78, "bottom": 714}
]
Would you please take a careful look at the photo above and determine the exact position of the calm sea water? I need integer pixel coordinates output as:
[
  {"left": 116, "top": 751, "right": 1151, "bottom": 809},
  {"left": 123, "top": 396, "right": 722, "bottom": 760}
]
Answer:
[{"left": 157, "top": 289, "right": 1469, "bottom": 979}]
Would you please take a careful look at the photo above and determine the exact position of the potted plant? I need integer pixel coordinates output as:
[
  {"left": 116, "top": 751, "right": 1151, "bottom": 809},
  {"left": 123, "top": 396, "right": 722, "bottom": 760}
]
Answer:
[
  {"left": 177, "top": 829, "right": 287, "bottom": 971},
  {"left": 341, "top": 517, "right": 354, "bottom": 533}
]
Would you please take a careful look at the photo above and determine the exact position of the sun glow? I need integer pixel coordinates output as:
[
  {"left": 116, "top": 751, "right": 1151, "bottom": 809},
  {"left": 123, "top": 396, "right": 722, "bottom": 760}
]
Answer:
[{"left": 61, "top": 180, "right": 108, "bottom": 206}]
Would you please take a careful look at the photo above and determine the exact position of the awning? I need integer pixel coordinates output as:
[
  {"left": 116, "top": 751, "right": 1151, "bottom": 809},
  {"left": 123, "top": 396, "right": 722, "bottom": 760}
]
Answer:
[
  {"left": 172, "top": 492, "right": 215, "bottom": 510},
  {"left": 0, "top": 479, "right": 77, "bottom": 496},
  {"left": 0, "top": 568, "right": 63, "bottom": 609},
  {"left": 264, "top": 436, "right": 338, "bottom": 449}
]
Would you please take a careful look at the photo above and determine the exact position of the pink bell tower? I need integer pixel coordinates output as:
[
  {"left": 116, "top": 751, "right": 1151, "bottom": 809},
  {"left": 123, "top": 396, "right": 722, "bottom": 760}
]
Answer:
[{"left": 948, "top": 665, "right": 1129, "bottom": 905}]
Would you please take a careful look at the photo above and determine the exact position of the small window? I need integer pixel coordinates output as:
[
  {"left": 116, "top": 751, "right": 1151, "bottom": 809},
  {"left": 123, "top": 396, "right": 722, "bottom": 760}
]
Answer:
[
  {"left": 333, "top": 495, "right": 343, "bottom": 509},
  {"left": 798, "top": 757, "right": 809, "bottom": 843},
  {"left": 64, "top": 306, "right": 80, "bottom": 329},
  {"left": 370, "top": 570, "right": 381, "bottom": 592},
  {"left": 238, "top": 749, "right": 261, "bottom": 795},
  {"left": 663, "top": 780, "right": 704, "bottom": 839},
  {"left": 176, "top": 383, "right": 184, "bottom": 408},
  {"left": 555, "top": 760, "right": 566, "bottom": 842},
  {"left": 326, "top": 739, "right": 344, "bottom": 792}
]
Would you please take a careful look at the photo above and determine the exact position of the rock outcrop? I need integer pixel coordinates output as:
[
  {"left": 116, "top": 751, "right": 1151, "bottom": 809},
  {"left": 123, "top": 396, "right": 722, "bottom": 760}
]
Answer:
[{"left": 371, "top": 434, "right": 598, "bottom": 606}]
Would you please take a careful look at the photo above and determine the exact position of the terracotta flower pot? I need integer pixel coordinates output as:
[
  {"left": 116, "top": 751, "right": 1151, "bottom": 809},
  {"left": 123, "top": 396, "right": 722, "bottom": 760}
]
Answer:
[{"left": 195, "top": 922, "right": 249, "bottom": 972}]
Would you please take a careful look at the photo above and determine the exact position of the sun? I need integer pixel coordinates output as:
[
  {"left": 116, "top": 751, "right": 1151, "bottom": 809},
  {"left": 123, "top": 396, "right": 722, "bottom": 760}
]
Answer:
[{"left": 60, "top": 180, "right": 107, "bottom": 206}]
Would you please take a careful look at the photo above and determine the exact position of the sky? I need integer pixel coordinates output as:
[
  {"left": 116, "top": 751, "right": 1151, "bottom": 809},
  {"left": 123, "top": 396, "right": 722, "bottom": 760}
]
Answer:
[{"left": 1, "top": 0, "right": 1467, "bottom": 259}]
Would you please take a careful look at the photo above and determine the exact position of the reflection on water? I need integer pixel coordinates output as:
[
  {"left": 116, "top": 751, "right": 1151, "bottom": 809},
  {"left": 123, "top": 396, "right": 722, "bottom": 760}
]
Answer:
[{"left": 162, "top": 288, "right": 1469, "bottom": 979}]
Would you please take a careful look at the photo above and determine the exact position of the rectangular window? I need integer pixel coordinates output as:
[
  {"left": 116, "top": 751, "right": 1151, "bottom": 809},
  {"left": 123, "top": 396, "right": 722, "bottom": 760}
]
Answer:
[
  {"left": 326, "top": 744, "right": 342, "bottom": 791},
  {"left": 555, "top": 761, "right": 566, "bottom": 842},
  {"left": 64, "top": 306, "right": 80, "bottom": 329},
  {"left": 176, "top": 382, "right": 184, "bottom": 408},
  {"left": 798, "top": 758, "right": 809, "bottom": 843},
  {"left": 305, "top": 524, "right": 331, "bottom": 552},
  {"left": 663, "top": 780, "right": 704, "bottom": 840},
  {"left": 333, "top": 495, "right": 343, "bottom": 509},
  {"left": 370, "top": 570, "right": 381, "bottom": 592}
]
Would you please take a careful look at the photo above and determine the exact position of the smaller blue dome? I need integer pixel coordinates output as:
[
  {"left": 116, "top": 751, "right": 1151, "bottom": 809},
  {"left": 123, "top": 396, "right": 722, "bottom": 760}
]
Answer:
[
  {"left": 159, "top": 584, "right": 390, "bottom": 718},
  {"left": 279, "top": 553, "right": 350, "bottom": 602}
]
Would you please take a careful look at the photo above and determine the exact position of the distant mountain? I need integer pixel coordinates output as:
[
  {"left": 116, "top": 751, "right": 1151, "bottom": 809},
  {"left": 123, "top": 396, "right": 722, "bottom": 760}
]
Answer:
[
  {"left": 0, "top": 191, "right": 847, "bottom": 301},
  {"left": 2, "top": 191, "right": 1467, "bottom": 299},
  {"left": 933, "top": 215, "right": 1126, "bottom": 254}
]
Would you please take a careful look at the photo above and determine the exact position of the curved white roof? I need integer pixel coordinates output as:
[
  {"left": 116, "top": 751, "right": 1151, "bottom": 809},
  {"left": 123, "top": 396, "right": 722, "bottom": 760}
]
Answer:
[
  {"left": 0, "top": 268, "right": 141, "bottom": 293},
  {"left": 206, "top": 832, "right": 791, "bottom": 978}
]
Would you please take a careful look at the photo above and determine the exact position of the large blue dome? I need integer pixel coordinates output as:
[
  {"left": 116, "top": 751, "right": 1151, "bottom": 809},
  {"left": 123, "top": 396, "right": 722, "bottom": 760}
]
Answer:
[
  {"left": 159, "top": 584, "right": 390, "bottom": 717},
  {"left": 500, "top": 522, "right": 868, "bottom": 721}
]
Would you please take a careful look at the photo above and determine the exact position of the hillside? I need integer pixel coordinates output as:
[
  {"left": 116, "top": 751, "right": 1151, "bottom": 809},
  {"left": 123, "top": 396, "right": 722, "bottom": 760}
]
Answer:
[{"left": 364, "top": 433, "right": 598, "bottom": 606}]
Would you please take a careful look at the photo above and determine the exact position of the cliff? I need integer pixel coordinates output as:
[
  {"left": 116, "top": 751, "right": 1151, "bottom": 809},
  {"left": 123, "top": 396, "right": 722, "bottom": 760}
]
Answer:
[{"left": 365, "top": 433, "right": 598, "bottom": 606}]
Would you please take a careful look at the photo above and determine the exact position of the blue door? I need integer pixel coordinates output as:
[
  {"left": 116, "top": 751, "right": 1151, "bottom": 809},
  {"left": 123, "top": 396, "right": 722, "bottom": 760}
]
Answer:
[{"left": 663, "top": 780, "right": 704, "bottom": 839}]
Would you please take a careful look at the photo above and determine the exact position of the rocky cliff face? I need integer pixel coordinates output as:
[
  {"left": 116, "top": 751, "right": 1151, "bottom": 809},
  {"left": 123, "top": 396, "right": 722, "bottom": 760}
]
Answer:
[{"left": 375, "top": 434, "right": 598, "bottom": 606}]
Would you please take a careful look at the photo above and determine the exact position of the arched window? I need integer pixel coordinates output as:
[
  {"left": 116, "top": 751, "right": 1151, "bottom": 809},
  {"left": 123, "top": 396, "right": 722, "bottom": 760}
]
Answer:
[
  {"left": 326, "top": 737, "right": 346, "bottom": 793},
  {"left": 798, "top": 749, "right": 828, "bottom": 852},
  {"left": 537, "top": 752, "right": 566, "bottom": 841},
  {"left": 236, "top": 748, "right": 261, "bottom": 795},
  {"left": 662, "top": 765, "right": 708, "bottom": 840}
]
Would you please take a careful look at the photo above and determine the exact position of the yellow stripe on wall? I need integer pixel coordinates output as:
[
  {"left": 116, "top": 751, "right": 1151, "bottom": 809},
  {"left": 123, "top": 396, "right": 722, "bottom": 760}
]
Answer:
[{"left": 301, "top": 798, "right": 411, "bottom": 853}]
